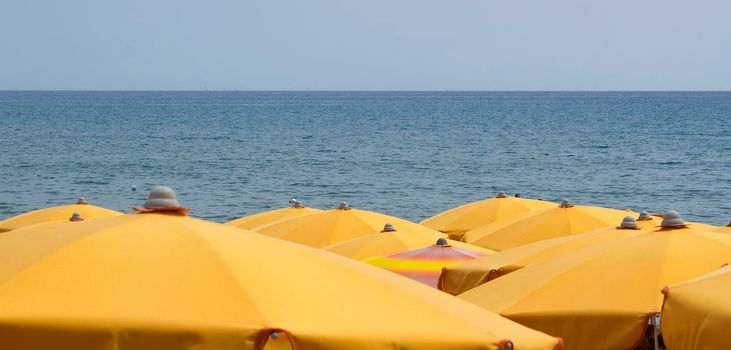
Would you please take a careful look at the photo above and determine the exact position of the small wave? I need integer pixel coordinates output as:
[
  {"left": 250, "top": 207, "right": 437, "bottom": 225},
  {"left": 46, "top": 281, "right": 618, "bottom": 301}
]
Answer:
[{"left": 73, "top": 180, "right": 110, "bottom": 185}]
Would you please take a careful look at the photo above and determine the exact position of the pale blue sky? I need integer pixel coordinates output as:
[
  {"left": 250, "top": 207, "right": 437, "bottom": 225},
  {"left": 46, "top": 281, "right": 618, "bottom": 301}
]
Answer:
[{"left": 1, "top": 0, "right": 730, "bottom": 90}]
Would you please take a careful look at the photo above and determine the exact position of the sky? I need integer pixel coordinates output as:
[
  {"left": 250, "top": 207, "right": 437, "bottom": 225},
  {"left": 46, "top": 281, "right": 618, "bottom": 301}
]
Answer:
[{"left": 1, "top": 0, "right": 730, "bottom": 90}]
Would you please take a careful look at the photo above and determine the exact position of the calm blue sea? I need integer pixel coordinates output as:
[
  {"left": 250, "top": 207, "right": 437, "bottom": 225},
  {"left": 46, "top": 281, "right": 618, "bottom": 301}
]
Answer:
[{"left": 0, "top": 91, "right": 729, "bottom": 225}]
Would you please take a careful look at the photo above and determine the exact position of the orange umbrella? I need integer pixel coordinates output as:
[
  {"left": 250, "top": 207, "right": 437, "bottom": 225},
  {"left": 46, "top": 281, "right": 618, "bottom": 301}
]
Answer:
[
  {"left": 225, "top": 199, "right": 321, "bottom": 230},
  {"left": 459, "top": 211, "right": 731, "bottom": 350},
  {"left": 711, "top": 221, "right": 731, "bottom": 233},
  {"left": 324, "top": 223, "right": 448, "bottom": 260},
  {"left": 0, "top": 198, "right": 122, "bottom": 233},
  {"left": 420, "top": 192, "right": 555, "bottom": 239},
  {"left": 255, "top": 202, "right": 441, "bottom": 248},
  {"left": 464, "top": 199, "right": 632, "bottom": 251},
  {"left": 0, "top": 186, "right": 562, "bottom": 350},
  {"left": 439, "top": 214, "right": 656, "bottom": 295},
  {"left": 661, "top": 264, "right": 731, "bottom": 350}
]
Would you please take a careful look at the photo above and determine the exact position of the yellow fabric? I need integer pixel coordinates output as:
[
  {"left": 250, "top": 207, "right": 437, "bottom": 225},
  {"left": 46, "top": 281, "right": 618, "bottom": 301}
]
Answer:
[
  {"left": 661, "top": 265, "right": 731, "bottom": 350},
  {"left": 0, "top": 213, "right": 560, "bottom": 350},
  {"left": 225, "top": 207, "right": 322, "bottom": 231},
  {"left": 325, "top": 229, "right": 493, "bottom": 260},
  {"left": 255, "top": 208, "right": 444, "bottom": 248},
  {"left": 459, "top": 223, "right": 731, "bottom": 350},
  {"left": 0, "top": 203, "right": 122, "bottom": 232},
  {"left": 464, "top": 204, "right": 633, "bottom": 251},
  {"left": 711, "top": 224, "right": 731, "bottom": 233},
  {"left": 420, "top": 197, "right": 555, "bottom": 236},
  {"left": 324, "top": 228, "right": 447, "bottom": 260},
  {"left": 440, "top": 219, "right": 658, "bottom": 295},
  {"left": 367, "top": 257, "right": 469, "bottom": 271}
]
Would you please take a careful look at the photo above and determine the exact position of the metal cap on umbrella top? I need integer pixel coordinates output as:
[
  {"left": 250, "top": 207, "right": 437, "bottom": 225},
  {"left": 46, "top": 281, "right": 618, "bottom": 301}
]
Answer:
[
  {"left": 76, "top": 197, "right": 88, "bottom": 205},
  {"left": 559, "top": 199, "right": 574, "bottom": 208},
  {"left": 381, "top": 223, "right": 396, "bottom": 232},
  {"left": 661, "top": 210, "right": 687, "bottom": 229},
  {"left": 637, "top": 211, "right": 653, "bottom": 221},
  {"left": 143, "top": 186, "right": 181, "bottom": 209},
  {"left": 288, "top": 199, "right": 305, "bottom": 208},
  {"left": 69, "top": 212, "right": 84, "bottom": 222},
  {"left": 617, "top": 216, "right": 640, "bottom": 230},
  {"left": 435, "top": 237, "right": 451, "bottom": 247},
  {"left": 133, "top": 185, "right": 189, "bottom": 215},
  {"left": 337, "top": 201, "right": 351, "bottom": 210}
]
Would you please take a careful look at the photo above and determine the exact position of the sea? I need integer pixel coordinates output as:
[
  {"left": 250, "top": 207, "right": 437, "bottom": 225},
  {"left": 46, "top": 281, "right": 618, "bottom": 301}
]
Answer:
[{"left": 0, "top": 91, "right": 729, "bottom": 225}]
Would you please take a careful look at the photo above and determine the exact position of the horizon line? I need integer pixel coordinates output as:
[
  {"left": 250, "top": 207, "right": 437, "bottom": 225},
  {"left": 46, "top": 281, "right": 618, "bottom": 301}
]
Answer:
[{"left": 1, "top": 89, "right": 731, "bottom": 93}]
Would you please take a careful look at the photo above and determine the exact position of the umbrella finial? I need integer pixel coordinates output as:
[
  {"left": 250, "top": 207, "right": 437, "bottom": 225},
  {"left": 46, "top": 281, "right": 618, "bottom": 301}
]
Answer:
[
  {"left": 637, "top": 211, "right": 652, "bottom": 221},
  {"left": 559, "top": 199, "right": 574, "bottom": 208},
  {"left": 143, "top": 186, "right": 181, "bottom": 209},
  {"left": 381, "top": 223, "right": 396, "bottom": 232},
  {"left": 496, "top": 191, "right": 507, "bottom": 198},
  {"left": 514, "top": 193, "right": 521, "bottom": 198},
  {"left": 661, "top": 210, "right": 686, "bottom": 229},
  {"left": 726, "top": 221, "right": 731, "bottom": 227},
  {"left": 133, "top": 186, "right": 189, "bottom": 214},
  {"left": 337, "top": 201, "right": 351, "bottom": 210},
  {"left": 499, "top": 340, "right": 515, "bottom": 350},
  {"left": 76, "top": 197, "right": 88, "bottom": 205},
  {"left": 435, "top": 238, "right": 450, "bottom": 247},
  {"left": 69, "top": 212, "right": 84, "bottom": 222},
  {"left": 617, "top": 216, "right": 639, "bottom": 230},
  {"left": 288, "top": 199, "right": 304, "bottom": 208}
]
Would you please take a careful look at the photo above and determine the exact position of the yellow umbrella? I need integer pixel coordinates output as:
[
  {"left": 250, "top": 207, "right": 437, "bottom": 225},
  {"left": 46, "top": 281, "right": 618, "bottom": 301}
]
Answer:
[
  {"left": 0, "top": 186, "right": 561, "bottom": 350},
  {"left": 711, "top": 221, "right": 731, "bottom": 233},
  {"left": 420, "top": 192, "right": 555, "bottom": 239},
  {"left": 324, "top": 223, "right": 448, "bottom": 260},
  {"left": 225, "top": 199, "right": 321, "bottom": 231},
  {"left": 0, "top": 198, "right": 122, "bottom": 233},
  {"left": 440, "top": 214, "right": 658, "bottom": 295},
  {"left": 326, "top": 223, "right": 493, "bottom": 261},
  {"left": 255, "top": 201, "right": 442, "bottom": 248},
  {"left": 464, "top": 199, "right": 633, "bottom": 251},
  {"left": 661, "top": 264, "right": 731, "bottom": 350},
  {"left": 459, "top": 211, "right": 731, "bottom": 350}
]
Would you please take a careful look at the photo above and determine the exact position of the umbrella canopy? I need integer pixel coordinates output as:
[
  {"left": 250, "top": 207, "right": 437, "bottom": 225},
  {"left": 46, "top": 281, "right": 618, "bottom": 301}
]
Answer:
[
  {"left": 463, "top": 199, "right": 633, "bottom": 251},
  {"left": 225, "top": 199, "right": 321, "bottom": 231},
  {"left": 661, "top": 264, "right": 731, "bottom": 350},
  {"left": 440, "top": 214, "right": 657, "bottom": 295},
  {"left": 365, "top": 238, "right": 489, "bottom": 288},
  {"left": 711, "top": 221, "right": 731, "bottom": 233},
  {"left": 0, "top": 198, "right": 122, "bottom": 233},
  {"left": 459, "top": 211, "right": 731, "bottom": 350},
  {"left": 0, "top": 186, "right": 561, "bottom": 350},
  {"left": 255, "top": 201, "right": 441, "bottom": 248},
  {"left": 324, "top": 223, "right": 449, "bottom": 260},
  {"left": 420, "top": 192, "right": 555, "bottom": 239}
]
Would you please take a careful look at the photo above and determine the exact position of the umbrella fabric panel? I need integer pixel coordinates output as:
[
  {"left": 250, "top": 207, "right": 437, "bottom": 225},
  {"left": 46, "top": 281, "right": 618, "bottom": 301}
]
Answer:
[
  {"left": 225, "top": 207, "right": 322, "bottom": 231},
  {"left": 0, "top": 203, "right": 122, "bottom": 232},
  {"left": 421, "top": 197, "right": 555, "bottom": 236},
  {"left": 459, "top": 224, "right": 731, "bottom": 350},
  {"left": 0, "top": 213, "right": 561, "bottom": 350},
  {"left": 662, "top": 265, "right": 731, "bottom": 350}
]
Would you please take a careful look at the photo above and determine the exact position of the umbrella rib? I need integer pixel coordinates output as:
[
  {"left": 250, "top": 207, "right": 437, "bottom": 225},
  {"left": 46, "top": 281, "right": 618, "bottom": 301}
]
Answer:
[{"left": 178, "top": 222, "right": 272, "bottom": 327}]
